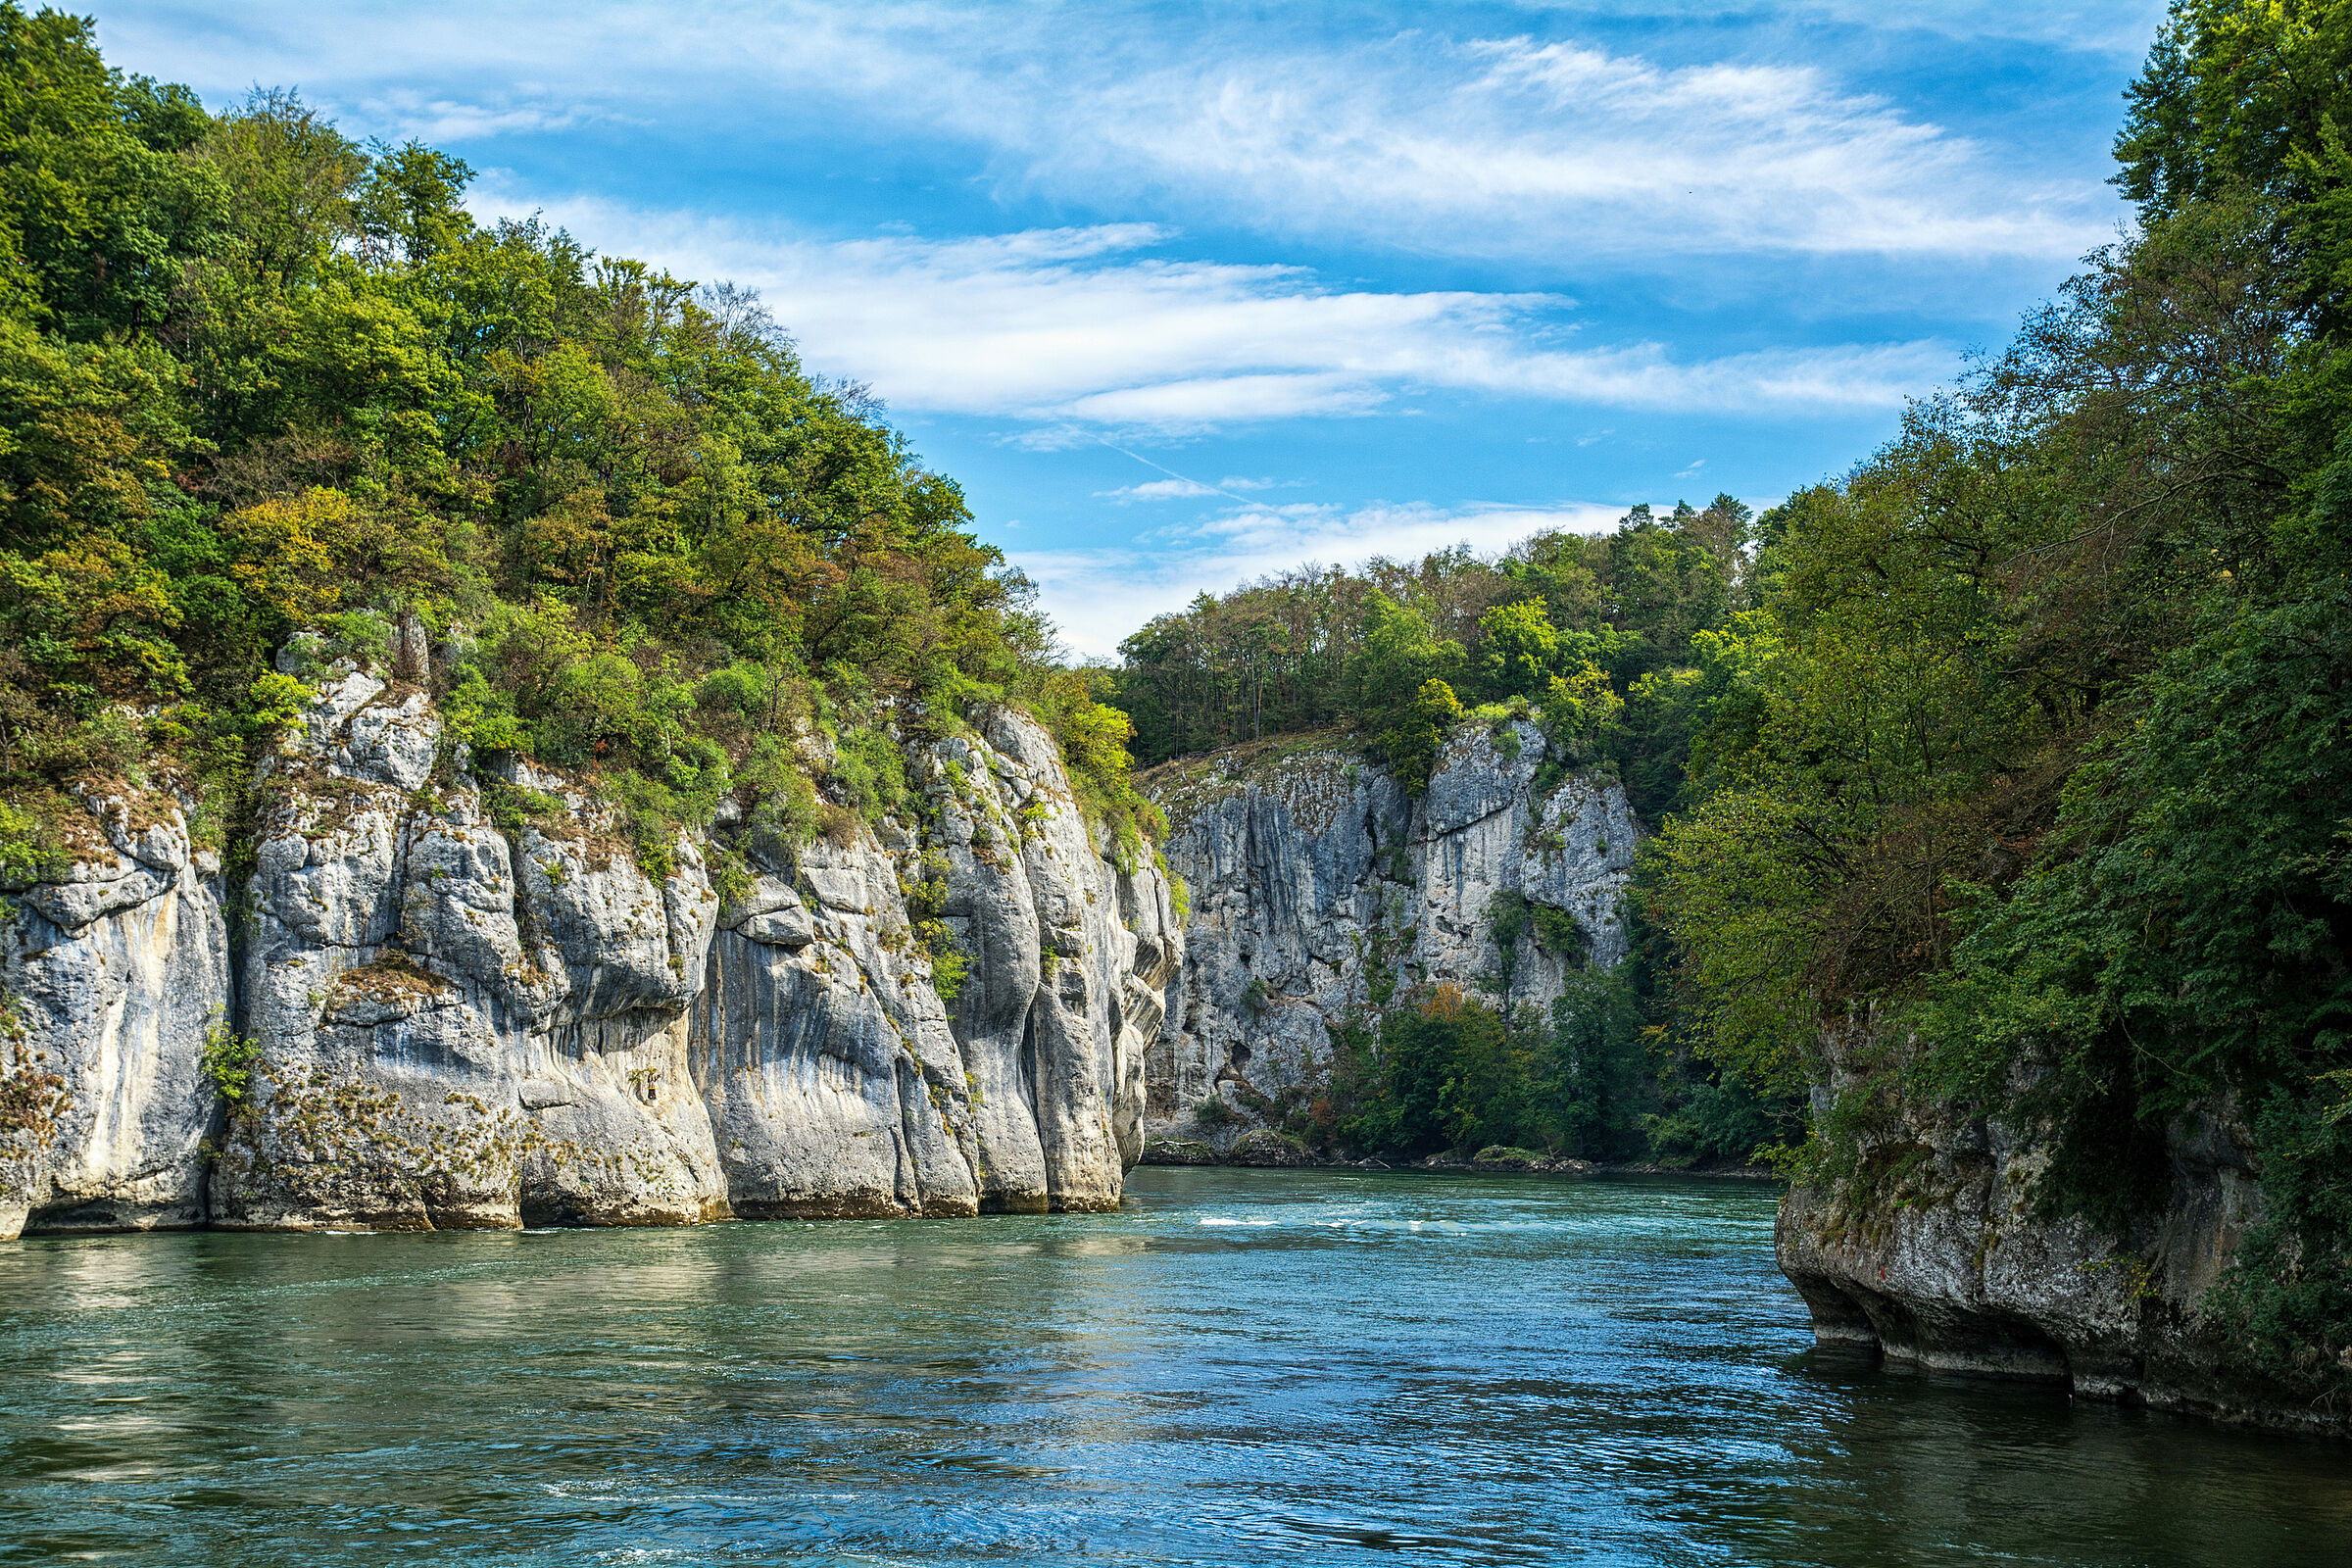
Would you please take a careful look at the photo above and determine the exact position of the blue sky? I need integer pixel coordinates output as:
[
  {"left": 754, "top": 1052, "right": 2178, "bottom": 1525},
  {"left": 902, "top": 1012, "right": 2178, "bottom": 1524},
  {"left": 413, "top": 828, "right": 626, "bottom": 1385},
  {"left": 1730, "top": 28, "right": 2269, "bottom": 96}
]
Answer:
[{"left": 95, "top": 1, "right": 2167, "bottom": 653}]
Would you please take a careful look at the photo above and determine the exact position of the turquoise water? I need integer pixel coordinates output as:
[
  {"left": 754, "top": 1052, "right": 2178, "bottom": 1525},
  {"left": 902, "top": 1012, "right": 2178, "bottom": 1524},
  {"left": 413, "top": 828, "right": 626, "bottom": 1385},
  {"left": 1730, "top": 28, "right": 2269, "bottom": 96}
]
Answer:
[{"left": 2, "top": 1167, "right": 2345, "bottom": 1566}]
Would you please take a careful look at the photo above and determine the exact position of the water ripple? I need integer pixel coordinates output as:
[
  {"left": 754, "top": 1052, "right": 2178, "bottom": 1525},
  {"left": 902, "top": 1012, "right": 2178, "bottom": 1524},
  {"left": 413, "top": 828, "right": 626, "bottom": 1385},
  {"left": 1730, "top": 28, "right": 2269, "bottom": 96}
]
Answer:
[{"left": 0, "top": 1168, "right": 2345, "bottom": 1566}]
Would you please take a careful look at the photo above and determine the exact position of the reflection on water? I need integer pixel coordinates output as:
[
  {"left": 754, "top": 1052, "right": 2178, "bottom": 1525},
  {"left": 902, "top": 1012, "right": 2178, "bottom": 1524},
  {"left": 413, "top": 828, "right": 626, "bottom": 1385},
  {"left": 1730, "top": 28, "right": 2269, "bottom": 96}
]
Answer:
[{"left": 1, "top": 1168, "right": 2344, "bottom": 1566}]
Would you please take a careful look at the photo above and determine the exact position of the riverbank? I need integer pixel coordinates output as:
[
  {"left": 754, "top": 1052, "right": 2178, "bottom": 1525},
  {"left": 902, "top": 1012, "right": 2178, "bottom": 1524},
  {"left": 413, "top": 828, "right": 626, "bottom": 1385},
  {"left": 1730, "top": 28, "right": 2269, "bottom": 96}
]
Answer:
[{"left": 1140, "top": 1132, "right": 1776, "bottom": 1180}]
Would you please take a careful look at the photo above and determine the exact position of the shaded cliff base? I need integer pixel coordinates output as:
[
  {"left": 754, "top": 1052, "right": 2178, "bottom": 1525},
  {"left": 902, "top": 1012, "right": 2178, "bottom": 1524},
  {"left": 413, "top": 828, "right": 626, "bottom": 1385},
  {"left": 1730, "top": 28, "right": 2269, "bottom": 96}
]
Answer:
[
  {"left": 1141, "top": 1129, "right": 1770, "bottom": 1179},
  {"left": 1778, "top": 1181, "right": 2350, "bottom": 1440}
]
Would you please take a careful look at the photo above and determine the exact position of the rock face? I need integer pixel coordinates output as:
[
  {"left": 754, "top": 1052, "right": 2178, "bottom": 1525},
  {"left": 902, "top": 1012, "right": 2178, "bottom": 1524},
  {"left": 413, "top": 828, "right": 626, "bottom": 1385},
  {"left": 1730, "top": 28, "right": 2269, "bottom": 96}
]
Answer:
[
  {"left": 693, "top": 711, "right": 1180, "bottom": 1220},
  {"left": 1140, "top": 723, "right": 1637, "bottom": 1152},
  {"left": 1777, "top": 1016, "right": 2337, "bottom": 1436},
  {"left": 0, "top": 677, "right": 1180, "bottom": 1237},
  {"left": 0, "top": 791, "right": 227, "bottom": 1238}
]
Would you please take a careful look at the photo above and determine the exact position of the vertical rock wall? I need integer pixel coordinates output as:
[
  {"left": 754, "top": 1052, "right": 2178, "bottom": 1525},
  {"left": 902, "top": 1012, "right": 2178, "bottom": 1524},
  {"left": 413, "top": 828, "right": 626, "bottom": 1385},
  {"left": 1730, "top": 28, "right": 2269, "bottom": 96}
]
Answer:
[
  {"left": 1140, "top": 722, "right": 1637, "bottom": 1152},
  {"left": 0, "top": 681, "right": 1180, "bottom": 1236},
  {"left": 0, "top": 792, "right": 226, "bottom": 1238}
]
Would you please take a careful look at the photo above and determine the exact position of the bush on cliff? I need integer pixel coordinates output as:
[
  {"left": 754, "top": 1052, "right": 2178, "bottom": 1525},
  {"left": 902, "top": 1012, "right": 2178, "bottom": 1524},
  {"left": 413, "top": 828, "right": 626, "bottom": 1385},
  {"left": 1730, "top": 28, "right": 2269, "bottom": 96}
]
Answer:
[
  {"left": 1110, "top": 506, "right": 1745, "bottom": 806},
  {"left": 1314, "top": 970, "right": 1786, "bottom": 1165}
]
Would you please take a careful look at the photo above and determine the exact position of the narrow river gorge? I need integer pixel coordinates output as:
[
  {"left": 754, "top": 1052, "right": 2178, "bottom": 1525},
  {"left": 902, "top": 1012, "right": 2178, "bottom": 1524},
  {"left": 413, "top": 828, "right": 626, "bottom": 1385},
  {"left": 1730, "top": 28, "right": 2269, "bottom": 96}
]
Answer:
[
  {"left": 4, "top": 1168, "right": 2343, "bottom": 1567},
  {"left": 7, "top": 7, "right": 2352, "bottom": 1560}
]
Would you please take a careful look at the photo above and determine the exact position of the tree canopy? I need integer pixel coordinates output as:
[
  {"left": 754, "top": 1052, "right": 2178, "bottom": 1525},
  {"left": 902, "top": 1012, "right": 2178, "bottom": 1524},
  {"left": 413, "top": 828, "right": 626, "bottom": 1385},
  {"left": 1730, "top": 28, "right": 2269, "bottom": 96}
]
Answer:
[{"left": 0, "top": 4, "right": 1152, "bottom": 887}]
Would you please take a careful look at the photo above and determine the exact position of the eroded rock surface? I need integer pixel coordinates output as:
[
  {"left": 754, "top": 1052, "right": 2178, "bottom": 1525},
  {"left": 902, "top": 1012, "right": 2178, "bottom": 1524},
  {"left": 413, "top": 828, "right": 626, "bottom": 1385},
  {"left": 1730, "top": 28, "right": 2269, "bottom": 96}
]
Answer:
[
  {"left": 1776, "top": 1015, "right": 2334, "bottom": 1435},
  {"left": 0, "top": 792, "right": 226, "bottom": 1239},
  {"left": 1140, "top": 723, "right": 1636, "bottom": 1153},
  {"left": 3, "top": 678, "right": 1179, "bottom": 1234}
]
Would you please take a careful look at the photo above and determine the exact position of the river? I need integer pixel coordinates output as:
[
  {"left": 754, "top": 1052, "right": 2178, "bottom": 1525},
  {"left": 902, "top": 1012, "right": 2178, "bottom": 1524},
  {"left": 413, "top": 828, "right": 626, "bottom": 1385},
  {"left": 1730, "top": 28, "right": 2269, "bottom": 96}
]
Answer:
[{"left": 1, "top": 1167, "right": 2344, "bottom": 1565}]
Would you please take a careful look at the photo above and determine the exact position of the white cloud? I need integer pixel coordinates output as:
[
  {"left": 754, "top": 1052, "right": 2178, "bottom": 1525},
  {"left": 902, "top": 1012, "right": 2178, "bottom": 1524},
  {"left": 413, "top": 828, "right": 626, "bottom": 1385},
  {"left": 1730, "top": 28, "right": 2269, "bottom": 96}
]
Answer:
[
  {"left": 1099, "top": 478, "right": 1221, "bottom": 503},
  {"left": 101, "top": 1, "right": 2127, "bottom": 265},
  {"left": 1097, "top": 473, "right": 1289, "bottom": 503},
  {"left": 479, "top": 194, "right": 1956, "bottom": 431},
  {"left": 1018, "top": 498, "right": 1653, "bottom": 656},
  {"left": 999, "top": 31, "right": 2103, "bottom": 261}
]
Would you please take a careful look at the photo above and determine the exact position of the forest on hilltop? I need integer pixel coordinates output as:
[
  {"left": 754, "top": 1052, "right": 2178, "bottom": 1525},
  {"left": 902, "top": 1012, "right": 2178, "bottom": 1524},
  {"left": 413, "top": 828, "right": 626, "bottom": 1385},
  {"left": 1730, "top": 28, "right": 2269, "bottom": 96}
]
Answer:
[{"left": 0, "top": 4, "right": 1151, "bottom": 903}]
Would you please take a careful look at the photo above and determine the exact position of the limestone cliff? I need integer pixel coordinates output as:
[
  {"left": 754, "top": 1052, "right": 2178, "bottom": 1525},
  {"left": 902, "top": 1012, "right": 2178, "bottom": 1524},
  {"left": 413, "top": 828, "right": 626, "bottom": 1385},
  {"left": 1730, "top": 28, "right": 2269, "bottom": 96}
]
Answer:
[
  {"left": 1139, "top": 722, "right": 1636, "bottom": 1154},
  {"left": 0, "top": 671, "right": 1180, "bottom": 1237},
  {"left": 1777, "top": 1015, "right": 2340, "bottom": 1436},
  {"left": 0, "top": 789, "right": 226, "bottom": 1238}
]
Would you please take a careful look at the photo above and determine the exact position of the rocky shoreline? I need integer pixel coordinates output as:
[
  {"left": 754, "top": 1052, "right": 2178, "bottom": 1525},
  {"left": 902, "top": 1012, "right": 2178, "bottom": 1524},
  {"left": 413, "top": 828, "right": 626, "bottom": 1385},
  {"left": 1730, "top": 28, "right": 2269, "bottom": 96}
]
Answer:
[
  {"left": 1769, "top": 1020, "right": 2346, "bottom": 1439},
  {"left": 1, "top": 652, "right": 1182, "bottom": 1237},
  {"left": 8, "top": 683, "right": 2333, "bottom": 1439}
]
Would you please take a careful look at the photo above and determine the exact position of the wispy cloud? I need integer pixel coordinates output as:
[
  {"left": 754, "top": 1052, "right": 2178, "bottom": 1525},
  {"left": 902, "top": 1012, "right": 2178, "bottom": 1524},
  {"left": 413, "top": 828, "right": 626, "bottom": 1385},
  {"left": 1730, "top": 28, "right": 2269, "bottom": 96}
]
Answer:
[
  {"left": 1098, "top": 478, "right": 1223, "bottom": 503},
  {"left": 1098, "top": 470, "right": 1287, "bottom": 503},
  {"left": 972, "top": 31, "right": 2109, "bottom": 262},
  {"left": 105, "top": 1, "right": 2128, "bottom": 266},
  {"left": 1667, "top": 0, "right": 2170, "bottom": 56},
  {"left": 482, "top": 195, "right": 1956, "bottom": 432}
]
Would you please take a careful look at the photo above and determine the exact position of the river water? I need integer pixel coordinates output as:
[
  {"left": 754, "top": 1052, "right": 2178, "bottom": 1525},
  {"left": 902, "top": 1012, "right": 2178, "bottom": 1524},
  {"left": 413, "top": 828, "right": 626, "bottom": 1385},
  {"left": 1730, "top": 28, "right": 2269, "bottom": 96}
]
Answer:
[{"left": 2, "top": 1167, "right": 2345, "bottom": 1566}]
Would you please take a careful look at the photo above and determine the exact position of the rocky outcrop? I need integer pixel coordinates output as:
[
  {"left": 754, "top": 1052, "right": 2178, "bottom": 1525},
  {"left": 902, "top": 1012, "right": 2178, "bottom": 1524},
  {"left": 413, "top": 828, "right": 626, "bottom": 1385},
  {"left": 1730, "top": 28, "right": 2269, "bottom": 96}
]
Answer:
[
  {"left": 1777, "top": 1017, "right": 2339, "bottom": 1436},
  {"left": 693, "top": 711, "right": 1180, "bottom": 1219},
  {"left": 208, "top": 669, "right": 734, "bottom": 1231},
  {"left": 0, "top": 791, "right": 227, "bottom": 1239},
  {"left": 0, "top": 674, "right": 1180, "bottom": 1236},
  {"left": 1140, "top": 722, "right": 1636, "bottom": 1153}
]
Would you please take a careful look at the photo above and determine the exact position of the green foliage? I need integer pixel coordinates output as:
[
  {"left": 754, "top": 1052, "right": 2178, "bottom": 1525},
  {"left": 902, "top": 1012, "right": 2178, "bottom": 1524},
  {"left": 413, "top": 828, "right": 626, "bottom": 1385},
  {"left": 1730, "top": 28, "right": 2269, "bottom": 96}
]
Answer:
[
  {"left": 0, "top": 795, "right": 64, "bottom": 883},
  {"left": 1368, "top": 677, "right": 1462, "bottom": 798},
  {"left": 1113, "top": 501, "right": 1744, "bottom": 798},
  {"left": 0, "top": 13, "right": 1162, "bottom": 915},
  {"left": 1632, "top": 0, "right": 2352, "bottom": 1396},
  {"left": 1537, "top": 658, "right": 1622, "bottom": 766},
  {"left": 2206, "top": 1085, "right": 2352, "bottom": 1402},
  {"left": 899, "top": 849, "right": 969, "bottom": 1002},
  {"left": 199, "top": 1022, "right": 262, "bottom": 1105},
  {"left": 1484, "top": 891, "right": 1587, "bottom": 991},
  {"left": 1020, "top": 666, "right": 1167, "bottom": 847},
  {"left": 1310, "top": 968, "right": 1775, "bottom": 1165},
  {"left": 1241, "top": 976, "right": 1270, "bottom": 1017},
  {"left": 1530, "top": 903, "right": 1586, "bottom": 963},
  {"left": 481, "top": 780, "right": 565, "bottom": 834},
  {"left": 829, "top": 723, "right": 908, "bottom": 825},
  {"left": 1155, "top": 849, "right": 1191, "bottom": 925},
  {"left": 1487, "top": 891, "right": 1533, "bottom": 990},
  {"left": 1192, "top": 1093, "right": 1236, "bottom": 1128},
  {"left": 1477, "top": 599, "right": 1560, "bottom": 700},
  {"left": 927, "top": 941, "right": 970, "bottom": 1004}
]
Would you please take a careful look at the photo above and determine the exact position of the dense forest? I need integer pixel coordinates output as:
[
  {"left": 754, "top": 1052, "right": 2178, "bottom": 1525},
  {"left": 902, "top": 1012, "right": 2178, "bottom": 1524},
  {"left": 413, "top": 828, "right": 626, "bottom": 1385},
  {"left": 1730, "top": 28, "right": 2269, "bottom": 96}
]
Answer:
[
  {"left": 1657, "top": 0, "right": 2352, "bottom": 1400},
  {"left": 0, "top": 4, "right": 1152, "bottom": 908},
  {"left": 1128, "top": 0, "right": 2352, "bottom": 1398},
  {"left": 1114, "top": 498, "right": 1744, "bottom": 818}
]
